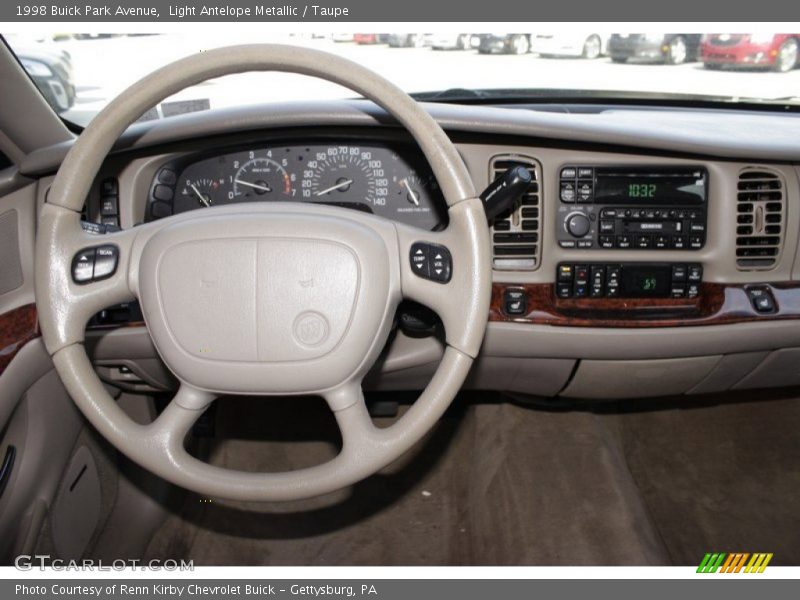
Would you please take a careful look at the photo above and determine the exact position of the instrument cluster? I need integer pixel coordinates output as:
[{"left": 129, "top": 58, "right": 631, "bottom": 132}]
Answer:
[{"left": 147, "top": 142, "right": 447, "bottom": 230}]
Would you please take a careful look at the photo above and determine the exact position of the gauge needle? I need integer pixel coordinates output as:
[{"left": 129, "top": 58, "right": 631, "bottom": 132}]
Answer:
[
  {"left": 401, "top": 178, "right": 420, "bottom": 206},
  {"left": 190, "top": 183, "right": 210, "bottom": 207},
  {"left": 314, "top": 179, "right": 353, "bottom": 196},
  {"left": 235, "top": 179, "right": 272, "bottom": 193}
]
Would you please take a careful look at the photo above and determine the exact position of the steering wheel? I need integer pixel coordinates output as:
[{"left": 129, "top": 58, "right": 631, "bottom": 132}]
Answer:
[{"left": 35, "top": 45, "right": 491, "bottom": 502}]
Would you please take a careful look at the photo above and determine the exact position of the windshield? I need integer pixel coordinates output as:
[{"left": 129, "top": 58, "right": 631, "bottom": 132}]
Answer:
[{"left": 4, "top": 31, "right": 800, "bottom": 126}]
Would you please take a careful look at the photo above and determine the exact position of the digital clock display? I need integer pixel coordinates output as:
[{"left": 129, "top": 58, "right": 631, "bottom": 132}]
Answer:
[
  {"left": 628, "top": 183, "right": 657, "bottom": 198},
  {"left": 594, "top": 167, "right": 707, "bottom": 205}
]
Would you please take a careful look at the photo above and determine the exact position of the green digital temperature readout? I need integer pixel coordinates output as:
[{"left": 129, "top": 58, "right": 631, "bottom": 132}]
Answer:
[
  {"left": 628, "top": 183, "right": 657, "bottom": 198},
  {"left": 639, "top": 276, "right": 659, "bottom": 291}
]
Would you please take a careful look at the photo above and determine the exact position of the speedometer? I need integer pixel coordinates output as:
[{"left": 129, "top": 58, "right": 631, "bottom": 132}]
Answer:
[{"left": 300, "top": 146, "right": 388, "bottom": 209}]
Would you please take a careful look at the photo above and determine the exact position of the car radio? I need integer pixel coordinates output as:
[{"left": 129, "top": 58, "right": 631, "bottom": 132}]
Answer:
[{"left": 556, "top": 165, "right": 708, "bottom": 250}]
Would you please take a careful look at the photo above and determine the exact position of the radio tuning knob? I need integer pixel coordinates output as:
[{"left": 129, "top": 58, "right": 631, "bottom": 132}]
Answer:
[{"left": 566, "top": 213, "right": 591, "bottom": 238}]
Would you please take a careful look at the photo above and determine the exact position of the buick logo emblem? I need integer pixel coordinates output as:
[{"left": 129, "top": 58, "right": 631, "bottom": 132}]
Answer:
[{"left": 293, "top": 311, "right": 329, "bottom": 347}]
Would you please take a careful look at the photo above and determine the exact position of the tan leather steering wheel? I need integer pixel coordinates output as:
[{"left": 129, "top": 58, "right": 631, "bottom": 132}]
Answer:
[{"left": 35, "top": 45, "right": 491, "bottom": 502}]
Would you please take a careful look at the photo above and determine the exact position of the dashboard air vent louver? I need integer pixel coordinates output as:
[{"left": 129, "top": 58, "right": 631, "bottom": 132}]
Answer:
[
  {"left": 736, "top": 168, "right": 785, "bottom": 270},
  {"left": 489, "top": 155, "right": 541, "bottom": 270}
]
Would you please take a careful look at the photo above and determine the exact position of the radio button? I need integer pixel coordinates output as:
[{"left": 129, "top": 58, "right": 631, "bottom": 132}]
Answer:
[
  {"left": 577, "top": 240, "right": 593, "bottom": 248},
  {"left": 689, "top": 235, "right": 704, "bottom": 249},
  {"left": 672, "top": 265, "right": 688, "bottom": 282},
  {"left": 644, "top": 209, "right": 656, "bottom": 219},
  {"left": 690, "top": 222, "right": 706, "bottom": 233},
  {"left": 599, "top": 235, "right": 615, "bottom": 249},
  {"left": 566, "top": 213, "right": 591, "bottom": 238},
  {"left": 599, "top": 220, "right": 615, "bottom": 233},
  {"left": 577, "top": 167, "right": 593, "bottom": 179},
  {"left": 560, "top": 182, "right": 576, "bottom": 203},
  {"left": 671, "top": 235, "right": 687, "bottom": 249},
  {"left": 654, "top": 235, "right": 669, "bottom": 249},
  {"left": 616, "top": 235, "right": 632, "bottom": 249},
  {"left": 635, "top": 234, "right": 652, "bottom": 249},
  {"left": 668, "top": 210, "right": 678, "bottom": 218},
  {"left": 577, "top": 181, "right": 593, "bottom": 203},
  {"left": 600, "top": 208, "right": 617, "bottom": 218},
  {"left": 560, "top": 167, "right": 577, "bottom": 179},
  {"left": 559, "top": 240, "right": 576, "bottom": 249}
]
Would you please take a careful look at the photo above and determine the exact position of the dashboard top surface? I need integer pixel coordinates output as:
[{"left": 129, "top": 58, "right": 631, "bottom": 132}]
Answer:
[{"left": 19, "top": 99, "right": 800, "bottom": 176}]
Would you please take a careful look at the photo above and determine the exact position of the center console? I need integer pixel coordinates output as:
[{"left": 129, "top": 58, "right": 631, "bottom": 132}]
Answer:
[{"left": 556, "top": 165, "right": 708, "bottom": 250}]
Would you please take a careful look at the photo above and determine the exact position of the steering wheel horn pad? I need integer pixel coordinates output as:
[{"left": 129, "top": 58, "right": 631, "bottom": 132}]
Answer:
[{"left": 139, "top": 205, "right": 398, "bottom": 396}]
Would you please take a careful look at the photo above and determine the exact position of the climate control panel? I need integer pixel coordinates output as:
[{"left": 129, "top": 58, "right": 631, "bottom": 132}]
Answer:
[{"left": 556, "top": 262, "right": 702, "bottom": 299}]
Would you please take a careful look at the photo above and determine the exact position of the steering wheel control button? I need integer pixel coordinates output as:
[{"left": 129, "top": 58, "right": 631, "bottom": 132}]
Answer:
[
  {"left": 503, "top": 289, "right": 527, "bottom": 316},
  {"left": 748, "top": 287, "right": 777, "bottom": 314},
  {"left": 411, "top": 242, "right": 452, "bottom": 283},
  {"left": 410, "top": 243, "right": 430, "bottom": 277},
  {"left": 93, "top": 245, "right": 119, "bottom": 281},
  {"left": 71, "top": 248, "right": 96, "bottom": 284},
  {"left": 429, "top": 245, "right": 452, "bottom": 283},
  {"left": 71, "top": 245, "right": 119, "bottom": 284}
]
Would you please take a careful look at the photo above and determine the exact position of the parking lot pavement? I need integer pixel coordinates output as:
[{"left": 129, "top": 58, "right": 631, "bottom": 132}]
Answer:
[{"left": 44, "top": 33, "right": 800, "bottom": 123}]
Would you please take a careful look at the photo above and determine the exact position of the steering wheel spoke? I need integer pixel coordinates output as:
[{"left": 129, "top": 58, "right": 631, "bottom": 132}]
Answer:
[
  {"left": 324, "top": 383, "right": 377, "bottom": 456},
  {"left": 147, "top": 383, "right": 215, "bottom": 443},
  {"left": 36, "top": 203, "right": 145, "bottom": 353},
  {"left": 395, "top": 197, "right": 491, "bottom": 358}
]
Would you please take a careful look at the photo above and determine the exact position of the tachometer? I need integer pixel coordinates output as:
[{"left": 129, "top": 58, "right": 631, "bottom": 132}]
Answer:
[
  {"left": 300, "top": 146, "right": 388, "bottom": 209},
  {"left": 232, "top": 156, "right": 294, "bottom": 200}
]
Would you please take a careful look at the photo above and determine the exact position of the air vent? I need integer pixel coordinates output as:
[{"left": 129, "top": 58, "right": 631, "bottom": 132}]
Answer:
[
  {"left": 736, "top": 168, "right": 785, "bottom": 270},
  {"left": 489, "top": 155, "right": 541, "bottom": 270}
]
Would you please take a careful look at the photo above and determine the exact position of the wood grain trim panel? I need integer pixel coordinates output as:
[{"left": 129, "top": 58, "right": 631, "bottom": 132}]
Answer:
[
  {"left": 0, "top": 303, "right": 39, "bottom": 375},
  {"left": 490, "top": 282, "right": 800, "bottom": 328}
]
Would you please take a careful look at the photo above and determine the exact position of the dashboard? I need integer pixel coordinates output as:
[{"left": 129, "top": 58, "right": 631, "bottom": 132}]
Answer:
[
  {"left": 23, "top": 100, "right": 800, "bottom": 400},
  {"left": 146, "top": 142, "right": 447, "bottom": 230}
]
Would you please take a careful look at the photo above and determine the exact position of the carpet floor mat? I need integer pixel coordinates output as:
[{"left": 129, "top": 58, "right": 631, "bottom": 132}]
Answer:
[{"left": 143, "top": 391, "right": 800, "bottom": 565}]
